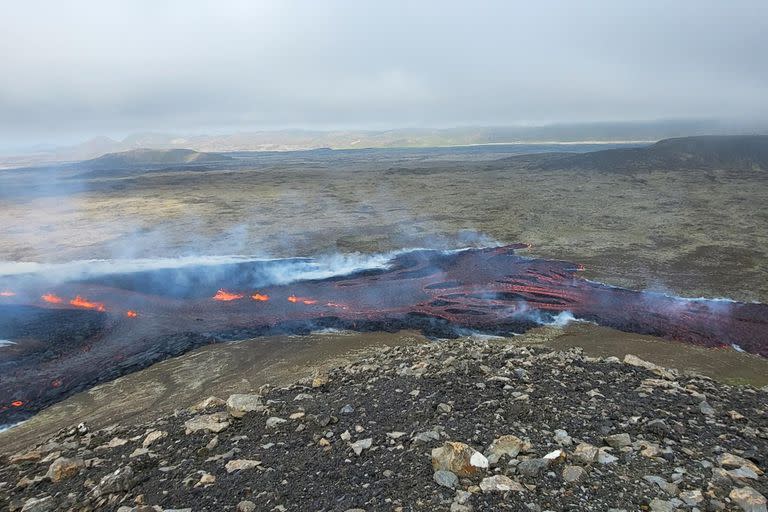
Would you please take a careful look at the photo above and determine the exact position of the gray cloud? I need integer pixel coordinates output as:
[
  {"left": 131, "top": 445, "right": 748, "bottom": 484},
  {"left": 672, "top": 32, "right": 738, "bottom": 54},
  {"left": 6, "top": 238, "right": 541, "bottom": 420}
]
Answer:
[{"left": 1, "top": 0, "right": 767, "bottom": 146}]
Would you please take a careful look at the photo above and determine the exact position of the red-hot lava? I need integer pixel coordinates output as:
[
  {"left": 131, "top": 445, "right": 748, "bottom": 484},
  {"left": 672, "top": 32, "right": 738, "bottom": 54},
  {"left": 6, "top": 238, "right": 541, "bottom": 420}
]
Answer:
[
  {"left": 288, "top": 295, "right": 317, "bottom": 305},
  {"left": 0, "top": 290, "right": 15, "bottom": 297},
  {"left": 41, "top": 293, "right": 64, "bottom": 304},
  {"left": 126, "top": 310, "right": 138, "bottom": 318},
  {"left": 1, "top": 243, "right": 766, "bottom": 424},
  {"left": 213, "top": 289, "right": 244, "bottom": 301},
  {"left": 69, "top": 295, "right": 106, "bottom": 312}
]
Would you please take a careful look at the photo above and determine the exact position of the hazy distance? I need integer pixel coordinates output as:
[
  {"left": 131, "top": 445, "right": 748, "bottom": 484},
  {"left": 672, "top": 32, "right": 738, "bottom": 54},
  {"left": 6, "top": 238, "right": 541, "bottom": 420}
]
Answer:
[{"left": 1, "top": 0, "right": 767, "bottom": 149}]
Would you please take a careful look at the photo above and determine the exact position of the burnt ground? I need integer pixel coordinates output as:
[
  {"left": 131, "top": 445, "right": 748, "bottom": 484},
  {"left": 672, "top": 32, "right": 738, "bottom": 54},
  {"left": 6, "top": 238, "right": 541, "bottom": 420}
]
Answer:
[{"left": 2, "top": 339, "right": 766, "bottom": 511}]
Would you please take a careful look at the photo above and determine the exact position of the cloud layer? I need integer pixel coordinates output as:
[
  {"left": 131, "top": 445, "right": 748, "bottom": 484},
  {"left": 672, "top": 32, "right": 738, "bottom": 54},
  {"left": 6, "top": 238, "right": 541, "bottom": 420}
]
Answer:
[{"left": 1, "top": 0, "right": 767, "bottom": 145}]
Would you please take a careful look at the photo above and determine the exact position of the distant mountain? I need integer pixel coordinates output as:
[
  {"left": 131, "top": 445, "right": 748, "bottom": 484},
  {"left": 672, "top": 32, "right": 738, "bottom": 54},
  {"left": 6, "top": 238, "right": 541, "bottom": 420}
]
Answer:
[
  {"left": 498, "top": 135, "right": 768, "bottom": 171},
  {"left": 79, "top": 148, "right": 233, "bottom": 170},
  {"left": 3, "top": 121, "right": 768, "bottom": 169}
]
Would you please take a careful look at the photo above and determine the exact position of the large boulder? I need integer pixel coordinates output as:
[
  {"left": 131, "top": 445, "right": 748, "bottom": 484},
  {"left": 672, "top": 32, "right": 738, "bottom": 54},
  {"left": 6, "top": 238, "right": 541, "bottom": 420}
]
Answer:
[
  {"left": 226, "top": 394, "right": 265, "bottom": 418},
  {"left": 93, "top": 466, "right": 136, "bottom": 496},
  {"left": 45, "top": 457, "right": 84, "bottom": 482},
  {"left": 729, "top": 486, "right": 767, "bottom": 512},
  {"left": 484, "top": 435, "right": 527, "bottom": 464},
  {"left": 432, "top": 441, "right": 488, "bottom": 477},
  {"left": 184, "top": 412, "right": 230, "bottom": 434}
]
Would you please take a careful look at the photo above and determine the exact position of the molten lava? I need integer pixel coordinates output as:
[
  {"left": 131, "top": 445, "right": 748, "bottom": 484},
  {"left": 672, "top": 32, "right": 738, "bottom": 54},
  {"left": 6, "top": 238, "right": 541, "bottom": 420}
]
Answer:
[
  {"left": 0, "top": 290, "right": 15, "bottom": 297},
  {"left": 126, "top": 310, "right": 138, "bottom": 318},
  {"left": 11, "top": 400, "right": 23, "bottom": 407},
  {"left": 70, "top": 296, "right": 106, "bottom": 312},
  {"left": 288, "top": 295, "right": 317, "bottom": 305},
  {"left": 41, "top": 293, "right": 64, "bottom": 304},
  {"left": 213, "top": 289, "right": 244, "bottom": 301},
  {"left": 2, "top": 243, "right": 767, "bottom": 426}
]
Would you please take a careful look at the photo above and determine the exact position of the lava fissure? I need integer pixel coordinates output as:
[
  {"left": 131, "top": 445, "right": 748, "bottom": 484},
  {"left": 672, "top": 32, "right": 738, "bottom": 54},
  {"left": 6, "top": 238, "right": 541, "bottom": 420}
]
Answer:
[{"left": 1, "top": 244, "right": 766, "bottom": 424}]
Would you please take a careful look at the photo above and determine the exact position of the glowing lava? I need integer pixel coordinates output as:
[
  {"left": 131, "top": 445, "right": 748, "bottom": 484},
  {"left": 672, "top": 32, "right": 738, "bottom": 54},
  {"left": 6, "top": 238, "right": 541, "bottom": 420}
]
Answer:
[
  {"left": 213, "top": 289, "right": 244, "bottom": 301},
  {"left": 70, "top": 296, "right": 106, "bottom": 312},
  {"left": 41, "top": 293, "right": 64, "bottom": 304},
  {"left": 11, "top": 400, "right": 23, "bottom": 407},
  {"left": 251, "top": 292, "right": 270, "bottom": 302},
  {"left": 126, "top": 310, "right": 138, "bottom": 318},
  {"left": 0, "top": 290, "right": 15, "bottom": 297},
  {"left": 288, "top": 295, "right": 317, "bottom": 305}
]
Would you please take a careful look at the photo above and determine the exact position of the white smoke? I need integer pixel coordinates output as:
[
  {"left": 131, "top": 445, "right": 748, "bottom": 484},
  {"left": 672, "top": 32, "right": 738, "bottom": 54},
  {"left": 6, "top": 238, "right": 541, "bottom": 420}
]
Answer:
[
  {"left": 0, "top": 251, "right": 406, "bottom": 286},
  {"left": 0, "top": 246, "right": 482, "bottom": 289}
]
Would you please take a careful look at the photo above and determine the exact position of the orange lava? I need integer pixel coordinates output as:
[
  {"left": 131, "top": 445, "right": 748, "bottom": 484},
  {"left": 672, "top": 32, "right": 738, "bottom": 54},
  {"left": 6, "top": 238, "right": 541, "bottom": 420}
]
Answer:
[
  {"left": 126, "top": 310, "right": 138, "bottom": 318},
  {"left": 41, "top": 293, "right": 64, "bottom": 304},
  {"left": 70, "top": 296, "right": 106, "bottom": 312},
  {"left": 251, "top": 292, "right": 270, "bottom": 302},
  {"left": 0, "top": 290, "right": 15, "bottom": 297},
  {"left": 213, "top": 289, "right": 244, "bottom": 301},
  {"left": 288, "top": 295, "right": 317, "bottom": 305},
  {"left": 11, "top": 400, "right": 23, "bottom": 407}
]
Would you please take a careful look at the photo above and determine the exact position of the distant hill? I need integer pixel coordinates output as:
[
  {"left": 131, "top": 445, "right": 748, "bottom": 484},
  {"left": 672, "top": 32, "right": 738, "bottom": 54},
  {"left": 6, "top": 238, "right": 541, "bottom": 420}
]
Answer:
[
  {"left": 498, "top": 135, "right": 768, "bottom": 171},
  {"left": 79, "top": 148, "right": 233, "bottom": 170}
]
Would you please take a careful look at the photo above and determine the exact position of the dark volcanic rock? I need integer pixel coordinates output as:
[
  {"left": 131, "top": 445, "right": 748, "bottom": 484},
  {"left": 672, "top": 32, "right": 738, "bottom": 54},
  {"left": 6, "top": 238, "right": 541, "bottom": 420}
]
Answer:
[
  {"left": 495, "top": 135, "right": 768, "bottom": 172},
  {"left": 1, "top": 339, "right": 766, "bottom": 511}
]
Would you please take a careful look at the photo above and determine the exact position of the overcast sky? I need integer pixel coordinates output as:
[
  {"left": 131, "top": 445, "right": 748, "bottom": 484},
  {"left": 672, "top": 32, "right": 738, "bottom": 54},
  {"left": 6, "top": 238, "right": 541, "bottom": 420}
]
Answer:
[{"left": 1, "top": 0, "right": 766, "bottom": 146}]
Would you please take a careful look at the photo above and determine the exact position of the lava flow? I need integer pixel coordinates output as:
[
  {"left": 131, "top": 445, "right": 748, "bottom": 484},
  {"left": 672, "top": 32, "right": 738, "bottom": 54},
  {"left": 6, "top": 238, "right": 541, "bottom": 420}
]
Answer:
[
  {"left": 288, "top": 295, "right": 317, "bottom": 305},
  {"left": 1, "top": 243, "right": 767, "bottom": 424},
  {"left": 41, "top": 293, "right": 64, "bottom": 304},
  {"left": 69, "top": 295, "right": 106, "bottom": 311},
  {"left": 213, "top": 289, "right": 244, "bottom": 301}
]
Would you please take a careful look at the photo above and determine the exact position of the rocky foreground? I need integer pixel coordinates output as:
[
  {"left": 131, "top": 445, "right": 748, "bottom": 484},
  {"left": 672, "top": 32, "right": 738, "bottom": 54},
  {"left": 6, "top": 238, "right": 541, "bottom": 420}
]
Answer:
[{"left": 1, "top": 340, "right": 767, "bottom": 512}]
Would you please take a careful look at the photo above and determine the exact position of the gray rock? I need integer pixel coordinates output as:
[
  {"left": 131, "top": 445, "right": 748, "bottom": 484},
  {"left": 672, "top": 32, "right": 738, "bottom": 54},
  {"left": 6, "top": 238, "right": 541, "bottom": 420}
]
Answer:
[
  {"left": 604, "top": 433, "right": 631, "bottom": 448},
  {"left": 94, "top": 466, "right": 135, "bottom": 496},
  {"left": 265, "top": 417, "right": 287, "bottom": 428},
  {"left": 679, "top": 489, "right": 704, "bottom": 506},
  {"left": 226, "top": 394, "right": 265, "bottom": 418},
  {"left": 433, "top": 470, "right": 459, "bottom": 489},
  {"left": 142, "top": 430, "right": 168, "bottom": 447},
  {"left": 479, "top": 475, "right": 524, "bottom": 492},
  {"left": 485, "top": 435, "right": 526, "bottom": 464},
  {"left": 517, "top": 458, "right": 550, "bottom": 477},
  {"left": 45, "top": 457, "right": 84, "bottom": 482},
  {"left": 432, "top": 441, "right": 489, "bottom": 477},
  {"left": 340, "top": 404, "right": 355, "bottom": 414},
  {"left": 645, "top": 419, "right": 670, "bottom": 437},
  {"left": 225, "top": 459, "right": 261, "bottom": 473},
  {"left": 699, "top": 400, "right": 715, "bottom": 416},
  {"left": 648, "top": 499, "right": 674, "bottom": 512},
  {"left": 184, "top": 412, "right": 230, "bottom": 434},
  {"left": 412, "top": 430, "right": 441, "bottom": 444},
  {"left": 237, "top": 501, "right": 257, "bottom": 512},
  {"left": 350, "top": 437, "right": 373, "bottom": 456},
  {"left": 729, "top": 486, "right": 767, "bottom": 512},
  {"left": 597, "top": 449, "right": 618, "bottom": 464},
  {"left": 643, "top": 475, "right": 679, "bottom": 495},
  {"left": 21, "top": 497, "right": 55, "bottom": 512},
  {"left": 554, "top": 429, "right": 572, "bottom": 446},
  {"left": 563, "top": 465, "right": 586, "bottom": 483},
  {"left": 572, "top": 442, "right": 599, "bottom": 464}
]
